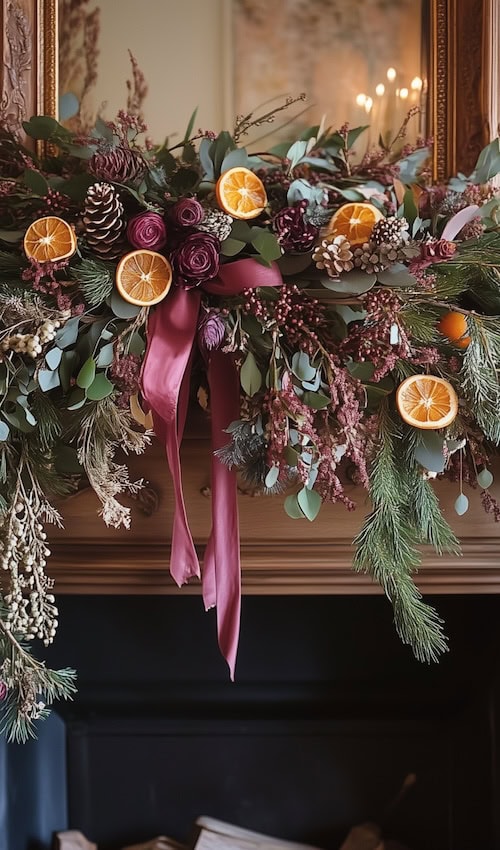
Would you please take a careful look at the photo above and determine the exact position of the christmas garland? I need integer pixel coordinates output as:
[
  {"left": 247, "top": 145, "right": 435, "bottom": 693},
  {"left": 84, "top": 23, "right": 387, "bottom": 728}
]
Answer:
[{"left": 1, "top": 104, "right": 500, "bottom": 742}]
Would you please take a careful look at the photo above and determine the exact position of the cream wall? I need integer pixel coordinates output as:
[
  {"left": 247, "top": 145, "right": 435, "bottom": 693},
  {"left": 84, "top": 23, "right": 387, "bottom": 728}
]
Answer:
[{"left": 72, "top": 0, "right": 232, "bottom": 143}]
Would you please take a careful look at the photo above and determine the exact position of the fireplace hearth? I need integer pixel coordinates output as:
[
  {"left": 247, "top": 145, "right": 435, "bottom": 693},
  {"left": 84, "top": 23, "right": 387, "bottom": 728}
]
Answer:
[{"left": 3, "top": 593, "right": 500, "bottom": 850}]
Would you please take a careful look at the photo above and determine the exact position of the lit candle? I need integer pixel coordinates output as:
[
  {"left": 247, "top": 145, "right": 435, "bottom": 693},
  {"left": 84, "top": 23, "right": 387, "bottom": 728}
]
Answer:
[
  {"left": 385, "top": 67, "right": 397, "bottom": 143},
  {"left": 373, "top": 83, "right": 385, "bottom": 147}
]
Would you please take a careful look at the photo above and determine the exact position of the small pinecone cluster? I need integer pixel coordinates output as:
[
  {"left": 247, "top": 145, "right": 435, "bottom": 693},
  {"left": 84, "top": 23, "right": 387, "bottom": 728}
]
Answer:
[
  {"left": 88, "top": 146, "right": 146, "bottom": 184},
  {"left": 197, "top": 208, "right": 233, "bottom": 242},
  {"left": 352, "top": 242, "right": 400, "bottom": 274},
  {"left": 82, "top": 183, "right": 125, "bottom": 260},
  {"left": 312, "top": 235, "right": 354, "bottom": 276},
  {"left": 370, "top": 215, "right": 410, "bottom": 246},
  {"left": 353, "top": 218, "right": 415, "bottom": 274}
]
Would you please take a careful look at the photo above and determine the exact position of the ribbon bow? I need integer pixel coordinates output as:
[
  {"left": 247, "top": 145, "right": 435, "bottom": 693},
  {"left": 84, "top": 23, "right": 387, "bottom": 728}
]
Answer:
[{"left": 141, "top": 258, "right": 283, "bottom": 678}]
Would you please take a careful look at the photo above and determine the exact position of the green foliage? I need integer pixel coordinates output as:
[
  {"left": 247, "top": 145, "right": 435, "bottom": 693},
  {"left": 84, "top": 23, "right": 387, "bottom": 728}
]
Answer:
[
  {"left": 353, "top": 403, "right": 451, "bottom": 663},
  {"left": 72, "top": 258, "right": 115, "bottom": 307},
  {"left": 461, "top": 314, "right": 500, "bottom": 443}
]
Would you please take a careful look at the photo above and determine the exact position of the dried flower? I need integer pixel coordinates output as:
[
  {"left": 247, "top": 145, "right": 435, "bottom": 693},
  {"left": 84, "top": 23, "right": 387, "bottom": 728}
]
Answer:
[
  {"left": 171, "top": 231, "right": 220, "bottom": 288},
  {"left": 0, "top": 681, "right": 7, "bottom": 701},
  {"left": 171, "top": 197, "right": 204, "bottom": 228},
  {"left": 127, "top": 211, "right": 167, "bottom": 250},
  {"left": 198, "top": 309, "right": 226, "bottom": 350}
]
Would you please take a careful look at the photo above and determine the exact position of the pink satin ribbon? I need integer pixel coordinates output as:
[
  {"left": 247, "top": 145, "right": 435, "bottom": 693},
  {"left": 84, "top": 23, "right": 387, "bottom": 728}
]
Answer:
[{"left": 141, "top": 258, "right": 283, "bottom": 678}]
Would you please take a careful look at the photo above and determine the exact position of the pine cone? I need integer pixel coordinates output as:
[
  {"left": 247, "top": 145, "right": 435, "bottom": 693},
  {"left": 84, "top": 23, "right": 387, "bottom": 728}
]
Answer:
[
  {"left": 196, "top": 208, "right": 233, "bottom": 242},
  {"left": 89, "top": 146, "right": 146, "bottom": 185},
  {"left": 353, "top": 241, "right": 389, "bottom": 274},
  {"left": 371, "top": 215, "right": 409, "bottom": 246},
  {"left": 312, "top": 235, "right": 354, "bottom": 276},
  {"left": 82, "top": 182, "right": 126, "bottom": 259}
]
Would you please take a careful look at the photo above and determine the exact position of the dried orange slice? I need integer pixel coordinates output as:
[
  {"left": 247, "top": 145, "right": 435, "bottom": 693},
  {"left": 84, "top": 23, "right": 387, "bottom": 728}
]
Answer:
[
  {"left": 115, "top": 250, "right": 172, "bottom": 306},
  {"left": 437, "top": 311, "right": 470, "bottom": 349},
  {"left": 396, "top": 374, "right": 458, "bottom": 430},
  {"left": 215, "top": 166, "right": 267, "bottom": 220},
  {"left": 23, "top": 216, "right": 77, "bottom": 262},
  {"left": 327, "top": 202, "right": 384, "bottom": 247}
]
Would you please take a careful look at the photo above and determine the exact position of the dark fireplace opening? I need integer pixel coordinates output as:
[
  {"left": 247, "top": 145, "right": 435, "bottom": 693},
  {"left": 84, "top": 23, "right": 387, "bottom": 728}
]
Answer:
[{"left": 4, "top": 594, "right": 500, "bottom": 850}]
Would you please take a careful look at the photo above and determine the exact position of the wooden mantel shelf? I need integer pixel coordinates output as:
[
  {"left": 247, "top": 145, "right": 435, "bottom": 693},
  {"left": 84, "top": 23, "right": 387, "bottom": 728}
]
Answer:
[{"left": 49, "top": 439, "right": 500, "bottom": 596}]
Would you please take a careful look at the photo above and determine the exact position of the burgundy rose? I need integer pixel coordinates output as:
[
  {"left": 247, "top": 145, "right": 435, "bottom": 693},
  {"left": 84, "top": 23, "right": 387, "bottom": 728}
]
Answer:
[
  {"left": 272, "top": 199, "right": 318, "bottom": 252},
  {"left": 127, "top": 212, "right": 167, "bottom": 250},
  {"left": 0, "top": 680, "right": 7, "bottom": 701},
  {"left": 171, "top": 197, "right": 204, "bottom": 228},
  {"left": 172, "top": 231, "right": 220, "bottom": 288}
]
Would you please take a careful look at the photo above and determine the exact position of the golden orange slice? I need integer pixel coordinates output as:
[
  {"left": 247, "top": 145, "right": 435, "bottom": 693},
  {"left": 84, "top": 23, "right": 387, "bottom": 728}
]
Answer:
[
  {"left": 23, "top": 216, "right": 77, "bottom": 262},
  {"left": 215, "top": 166, "right": 267, "bottom": 220},
  {"left": 437, "top": 311, "right": 471, "bottom": 349},
  {"left": 396, "top": 374, "right": 458, "bottom": 430},
  {"left": 327, "top": 202, "right": 384, "bottom": 247},
  {"left": 115, "top": 250, "right": 172, "bottom": 306}
]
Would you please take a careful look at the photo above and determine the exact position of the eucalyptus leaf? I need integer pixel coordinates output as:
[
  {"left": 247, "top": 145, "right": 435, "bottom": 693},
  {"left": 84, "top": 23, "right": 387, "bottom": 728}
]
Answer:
[
  {"left": 38, "top": 369, "right": 61, "bottom": 392},
  {"left": 66, "top": 387, "right": 87, "bottom": 410},
  {"left": 413, "top": 430, "right": 446, "bottom": 473},
  {"left": 230, "top": 221, "right": 253, "bottom": 242},
  {"left": 302, "top": 390, "right": 330, "bottom": 410},
  {"left": 127, "top": 332, "right": 146, "bottom": 356},
  {"left": 291, "top": 351, "right": 316, "bottom": 382},
  {"left": 477, "top": 468, "right": 494, "bottom": 489},
  {"left": 109, "top": 289, "right": 141, "bottom": 319},
  {"left": 321, "top": 270, "right": 376, "bottom": 295},
  {"left": 0, "top": 420, "right": 10, "bottom": 441},
  {"left": 87, "top": 373, "right": 114, "bottom": 401},
  {"left": 284, "top": 445, "right": 299, "bottom": 467},
  {"left": 251, "top": 230, "right": 282, "bottom": 263},
  {"left": 221, "top": 148, "right": 249, "bottom": 173},
  {"left": 265, "top": 465, "right": 280, "bottom": 489},
  {"left": 23, "top": 169, "right": 49, "bottom": 196},
  {"left": 240, "top": 351, "right": 262, "bottom": 397},
  {"left": 76, "top": 357, "right": 96, "bottom": 389},
  {"left": 454, "top": 493, "right": 469, "bottom": 516},
  {"left": 221, "top": 237, "right": 246, "bottom": 257},
  {"left": 59, "top": 92, "right": 80, "bottom": 122},
  {"left": 55, "top": 317, "right": 80, "bottom": 349},
  {"left": 286, "top": 140, "right": 308, "bottom": 170},
  {"left": 377, "top": 264, "right": 417, "bottom": 288},
  {"left": 297, "top": 486, "right": 322, "bottom": 521},
  {"left": 45, "top": 347, "right": 63, "bottom": 370},
  {"left": 59, "top": 350, "right": 78, "bottom": 392},
  {"left": 284, "top": 493, "right": 305, "bottom": 519},
  {"left": 96, "top": 343, "right": 115, "bottom": 368},
  {"left": 198, "top": 138, "right": 215, "bottom": 180}
]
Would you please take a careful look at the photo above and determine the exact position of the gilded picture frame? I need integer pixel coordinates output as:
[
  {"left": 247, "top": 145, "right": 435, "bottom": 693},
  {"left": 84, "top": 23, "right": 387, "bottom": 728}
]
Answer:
[{"left": 0, "top": 0, "right": 492, "bottom": 179}]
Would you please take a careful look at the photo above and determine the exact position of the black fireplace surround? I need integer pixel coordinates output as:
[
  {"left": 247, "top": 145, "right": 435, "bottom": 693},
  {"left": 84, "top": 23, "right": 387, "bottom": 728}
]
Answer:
[{"left": 2, "top": 594, "right": 500, "bottom": 850}]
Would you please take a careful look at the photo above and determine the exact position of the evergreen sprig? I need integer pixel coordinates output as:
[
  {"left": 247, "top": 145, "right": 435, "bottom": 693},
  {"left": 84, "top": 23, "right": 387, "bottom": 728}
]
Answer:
[
  {"left": 71, "top": 258, "right": 115, "bottom": 307},
  {"left": 353, "top": 402, "right": 449, "bottom": 662},
  {"left": 461, "top": 314, "right": 500, "bottom": 444},
  {"left": 0, "top": 615, "right": 76, "bottom": 743}
]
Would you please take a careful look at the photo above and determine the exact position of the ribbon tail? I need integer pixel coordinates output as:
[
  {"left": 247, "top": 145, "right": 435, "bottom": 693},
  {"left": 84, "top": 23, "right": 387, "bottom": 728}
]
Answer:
[
  {"left": 205, "top": 348, "right": 241, "bottom": 680},
  {"left": 141, "top": 288, "right": 202, "bottom": 586}
]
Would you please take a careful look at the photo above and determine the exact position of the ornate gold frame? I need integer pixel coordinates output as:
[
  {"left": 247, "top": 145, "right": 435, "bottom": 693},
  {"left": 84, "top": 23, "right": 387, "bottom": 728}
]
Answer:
[{"left": 0, "top": 0, "right": 493, "bottom": 175}]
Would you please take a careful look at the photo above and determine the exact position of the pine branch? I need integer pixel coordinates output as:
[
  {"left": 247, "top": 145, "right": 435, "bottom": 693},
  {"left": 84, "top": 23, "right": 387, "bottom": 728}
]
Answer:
[
  {"left": 71, "top": 257, "right": 114, "bottom": 307},
  {"left": 0, "top": 615, "right": 76, "bottom": 743},
  {"left": 461, "top": 314, "right": 500, "bottom": 444},
  {"left": 353, "top": 402, "right": 448, "bottom": 662},
  {"left": 401, "top": 305, "right": 441, "bottom": 344}
]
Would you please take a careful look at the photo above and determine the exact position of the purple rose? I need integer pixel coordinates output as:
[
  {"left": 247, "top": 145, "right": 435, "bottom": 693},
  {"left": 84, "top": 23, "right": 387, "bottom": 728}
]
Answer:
[
  {"left": 172, "top": 231, "right": 220, "bottom": 288},
  {"left": 419, "top": 237, "right": 457, "bottom": 266},
  {"left": 171, "top": 197, "right": 204, "bottom": 228},
  {"left": 127, "top": 212, "right": 167, "bottom": 250},
  {"left": 198, "top": 309, "right": 226, "bottom": 350}
]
